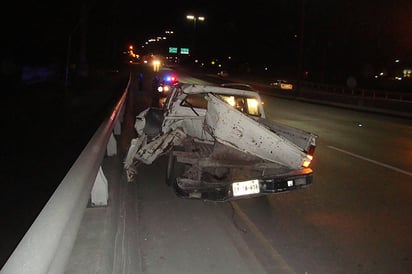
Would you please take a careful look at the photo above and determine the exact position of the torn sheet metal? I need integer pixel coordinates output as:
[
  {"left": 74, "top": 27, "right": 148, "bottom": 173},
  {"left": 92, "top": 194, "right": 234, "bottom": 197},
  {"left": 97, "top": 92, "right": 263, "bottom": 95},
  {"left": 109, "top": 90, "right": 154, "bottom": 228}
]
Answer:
[
  {"left": 126, "top": 128, "right": 186, "bottom": 166},
  {"left": 205, "top": 93, "right": 308, "bottom": 169}
]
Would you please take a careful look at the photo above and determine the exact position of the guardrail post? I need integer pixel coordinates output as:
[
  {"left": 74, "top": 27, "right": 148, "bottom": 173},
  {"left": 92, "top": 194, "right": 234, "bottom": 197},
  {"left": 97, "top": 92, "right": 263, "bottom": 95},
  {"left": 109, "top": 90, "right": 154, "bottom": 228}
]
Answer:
[
  {"left": 91, "top": 166, "right": 108, "bottom": 206},
  {"left": 107, "top": 133, "right": 117, "bottom": 156},
  {"left": 119, "top": 102, "right": 125, "bottom": 123},
  {"left": 114, "top": 119, "right": 121, "bottom": 135},
  {"left": 92, "top": 92, "right": 127, "bottom": 206}
]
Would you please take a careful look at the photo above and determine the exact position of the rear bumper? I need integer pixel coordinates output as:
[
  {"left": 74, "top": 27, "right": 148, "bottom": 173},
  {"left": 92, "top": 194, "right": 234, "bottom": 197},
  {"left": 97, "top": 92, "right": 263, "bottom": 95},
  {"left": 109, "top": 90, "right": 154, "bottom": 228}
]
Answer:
[{"left": 175, "top": 168, "right": 313, "bottom": 202}]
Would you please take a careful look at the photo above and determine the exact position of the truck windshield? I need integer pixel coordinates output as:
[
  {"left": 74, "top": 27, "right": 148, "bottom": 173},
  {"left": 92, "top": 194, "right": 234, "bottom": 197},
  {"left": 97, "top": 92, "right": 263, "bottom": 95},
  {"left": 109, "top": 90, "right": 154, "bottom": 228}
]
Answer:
[{"left": 218, "top": 95, "right": 260, "bottom": 116}]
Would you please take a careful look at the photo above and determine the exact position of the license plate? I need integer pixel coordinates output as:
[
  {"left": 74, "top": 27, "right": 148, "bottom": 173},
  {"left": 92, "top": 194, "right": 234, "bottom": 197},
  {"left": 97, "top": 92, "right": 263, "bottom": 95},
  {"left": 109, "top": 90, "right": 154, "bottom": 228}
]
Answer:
[{"left": 232, "top": 180, "right": 260, "bottom": 197}]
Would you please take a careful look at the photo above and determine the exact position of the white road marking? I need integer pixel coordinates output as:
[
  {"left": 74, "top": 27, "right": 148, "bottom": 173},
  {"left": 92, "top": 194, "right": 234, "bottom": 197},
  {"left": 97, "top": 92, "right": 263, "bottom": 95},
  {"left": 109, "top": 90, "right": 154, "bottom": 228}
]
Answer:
[
  {"left": 230, "top": 201, "right": 296, "bottom": 274},
  {"left": 328, "top": 145, "right": 412, "bottom": 177}
]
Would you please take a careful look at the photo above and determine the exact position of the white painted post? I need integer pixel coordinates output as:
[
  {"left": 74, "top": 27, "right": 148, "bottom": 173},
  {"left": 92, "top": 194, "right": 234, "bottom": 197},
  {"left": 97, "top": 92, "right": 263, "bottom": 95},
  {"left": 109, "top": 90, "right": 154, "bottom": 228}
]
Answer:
[
  {"left": 106, "top": 133, "right": 117, "bottom": 156},
  {"left": 91, "top": 166, "right": 108, "bottom": 206},
  {"left": 114, "top": 119, "right": 121, "bottom": 135}
]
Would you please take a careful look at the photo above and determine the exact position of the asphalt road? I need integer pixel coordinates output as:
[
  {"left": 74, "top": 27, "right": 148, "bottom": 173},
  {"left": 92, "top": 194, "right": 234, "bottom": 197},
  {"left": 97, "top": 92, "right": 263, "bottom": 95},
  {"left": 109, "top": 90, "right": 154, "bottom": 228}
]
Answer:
[
  {"left": 66, "top": 66, "right": 268, "bottom": 274},
  {"left": 69, "top": 65, "right": 412, "bottom": 273},
  {"left": 3, "top": 64, "right": 412, "bottom": 273},
  {"left": 233, "top": 95, "right": 412, "bottom": 273}
]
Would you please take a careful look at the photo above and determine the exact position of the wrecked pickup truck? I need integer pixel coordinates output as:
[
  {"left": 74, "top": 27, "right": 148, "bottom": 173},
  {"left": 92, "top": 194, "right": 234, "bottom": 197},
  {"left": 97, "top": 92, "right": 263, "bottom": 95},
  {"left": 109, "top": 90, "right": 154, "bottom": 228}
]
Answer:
[{"left": 124, "top": 83, "right": 318, "bottom": 201}]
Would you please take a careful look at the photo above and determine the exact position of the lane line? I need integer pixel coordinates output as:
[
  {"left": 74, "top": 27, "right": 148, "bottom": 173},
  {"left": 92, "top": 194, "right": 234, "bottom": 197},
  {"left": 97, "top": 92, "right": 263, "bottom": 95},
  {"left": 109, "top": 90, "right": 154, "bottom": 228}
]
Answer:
[
  {"left": 230, "top": 201, "right": 296, "bottom": 274},
  {"left": 328, "top": 145, "right": 412, "bottom": 177}
]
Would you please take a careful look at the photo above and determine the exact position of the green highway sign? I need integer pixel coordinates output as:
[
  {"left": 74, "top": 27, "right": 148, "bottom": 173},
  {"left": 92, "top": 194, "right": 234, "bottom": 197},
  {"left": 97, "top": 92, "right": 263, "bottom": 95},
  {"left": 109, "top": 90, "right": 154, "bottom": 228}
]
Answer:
[
  {"left": 169, "top": 47, "right": 178, "bottom": 54},
  {"left": 180, "top": 48, "right": 189, "bottom": 55}
]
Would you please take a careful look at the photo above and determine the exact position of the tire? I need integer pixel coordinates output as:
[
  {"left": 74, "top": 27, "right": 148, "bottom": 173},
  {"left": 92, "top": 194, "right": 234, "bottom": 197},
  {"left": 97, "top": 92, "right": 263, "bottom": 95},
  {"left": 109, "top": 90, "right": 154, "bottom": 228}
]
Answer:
[{"left": 165, "top": 147, "right": 185, "bottom": 187}]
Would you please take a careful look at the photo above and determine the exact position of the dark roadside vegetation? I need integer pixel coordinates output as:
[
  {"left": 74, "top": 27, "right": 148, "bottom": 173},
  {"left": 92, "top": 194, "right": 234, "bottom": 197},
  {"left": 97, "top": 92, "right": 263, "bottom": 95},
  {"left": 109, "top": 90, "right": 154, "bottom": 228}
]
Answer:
[{"left": 0, "top": 64, "right": 130, "bottom": 267}]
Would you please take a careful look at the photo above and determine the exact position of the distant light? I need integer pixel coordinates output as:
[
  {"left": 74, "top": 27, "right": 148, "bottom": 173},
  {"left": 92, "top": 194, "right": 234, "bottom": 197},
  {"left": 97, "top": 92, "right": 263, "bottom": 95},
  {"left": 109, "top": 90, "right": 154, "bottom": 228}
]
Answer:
[
  {"left": 403, "top": 69, "right": 411, "bottom": 78},
  {"left": 395, "top": 59, "right": 400, "bottom": 63},
  {"left": 164, "top": 75, "right": 173, "bottom": 82},
  {"left": 153, "top": 60, "right": 160, "bottom": 72},
  {"left": 186, "top": 15, "right": 205, "bottom": 21}
]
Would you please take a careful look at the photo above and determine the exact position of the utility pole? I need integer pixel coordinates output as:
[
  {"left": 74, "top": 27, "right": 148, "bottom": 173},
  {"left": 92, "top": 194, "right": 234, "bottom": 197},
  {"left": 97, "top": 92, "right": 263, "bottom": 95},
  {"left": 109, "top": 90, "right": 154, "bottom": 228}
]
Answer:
[
  {"left": 78, "top": 1, "right": 89, "bottom": 78},
  {"left": 186, "top": 15, "right": 205, "bottom": 61},
  {"left": 65, "top": 22, "right": 80, "bottom": 91},
  {"left": 65, "top": 1, "right": 90, "bottom": 91},
  {"left": 296, "top": 0, "right": 305, "bottom": 95}
]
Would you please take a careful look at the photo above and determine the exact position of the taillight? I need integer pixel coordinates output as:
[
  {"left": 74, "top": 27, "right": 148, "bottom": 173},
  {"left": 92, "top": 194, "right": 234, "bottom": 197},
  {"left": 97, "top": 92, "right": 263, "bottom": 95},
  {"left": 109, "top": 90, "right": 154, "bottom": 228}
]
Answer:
[
  {"left": 306, "top": 145, "right": 316, "bottom": 156},
  {"left": 302, "top": 155, "right": 313, "bottom": 168}
]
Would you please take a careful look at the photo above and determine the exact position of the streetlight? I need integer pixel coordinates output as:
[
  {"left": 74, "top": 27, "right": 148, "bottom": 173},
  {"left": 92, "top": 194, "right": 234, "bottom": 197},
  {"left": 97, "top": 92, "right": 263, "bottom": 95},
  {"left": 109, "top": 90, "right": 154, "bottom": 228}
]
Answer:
[
  {"left": 186, "top": 14, "right": 205, "bottom": 60},
  {"left": 186, "top": 15, "right": 205, "bottom": 22}
]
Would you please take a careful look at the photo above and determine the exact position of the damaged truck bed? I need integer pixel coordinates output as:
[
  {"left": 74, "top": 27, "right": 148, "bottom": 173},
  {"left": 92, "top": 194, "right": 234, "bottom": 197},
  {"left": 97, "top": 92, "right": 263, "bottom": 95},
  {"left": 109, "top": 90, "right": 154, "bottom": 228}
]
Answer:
[{"left": 124, "top": 83, "right": 318, "bottom": 201}]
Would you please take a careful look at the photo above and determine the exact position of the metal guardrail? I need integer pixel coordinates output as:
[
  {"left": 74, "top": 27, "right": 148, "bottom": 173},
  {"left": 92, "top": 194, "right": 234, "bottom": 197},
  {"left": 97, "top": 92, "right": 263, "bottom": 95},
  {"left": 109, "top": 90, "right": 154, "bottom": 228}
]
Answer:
[
  {"left": 297, "top": 81, "right": 412, "bottom": 118},
  {"left": 217, "top": 71, "right": 412, "bottom": 104},
  {"left": 303, "top": 81, "right": 412, "bottom": 102},
  {"left": 249, "top": 78, "right": 412, "bottom": 118},
  {"left": 0, "top": 75, "right": 131, "bottom": 274}
]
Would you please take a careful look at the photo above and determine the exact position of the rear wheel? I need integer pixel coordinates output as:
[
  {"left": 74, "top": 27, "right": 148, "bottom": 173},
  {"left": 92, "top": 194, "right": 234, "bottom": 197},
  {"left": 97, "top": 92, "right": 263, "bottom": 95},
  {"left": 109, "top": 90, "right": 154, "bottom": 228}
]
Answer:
[{"left": 165, "top": 147, "right": 184, "bottom": 187}]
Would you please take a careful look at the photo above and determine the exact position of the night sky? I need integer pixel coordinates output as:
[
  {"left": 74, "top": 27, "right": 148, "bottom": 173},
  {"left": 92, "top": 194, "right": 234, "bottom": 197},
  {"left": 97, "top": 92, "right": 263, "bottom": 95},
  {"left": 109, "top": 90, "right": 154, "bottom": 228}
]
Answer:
[{"left": 2, "top": 0, "right": 412, "bottom": 81}]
